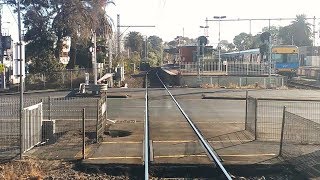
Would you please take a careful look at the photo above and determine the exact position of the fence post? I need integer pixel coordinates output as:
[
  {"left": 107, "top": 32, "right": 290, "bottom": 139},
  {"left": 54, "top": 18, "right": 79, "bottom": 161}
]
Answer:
[
  {"left": 48, "top": 96, "right": 51, "bottom": 121},
  {"left": 82, "top": 108, "right": 86, "bottom": 160},
  {"left": 20, "top": 108, "right": 25, "bottom": 159},
  {"left": 245, "top": 90, "right": 248, "bottom": 130},
  {"left": 254, "top": 98, "right": 258, "bottom": 140},
  {"left": 225, "top": 62, "right": 228, "bottom": 75},
  {"left": 279, "top": 106, "right": 286, "bottom": 156},
  {"left": 239, "top": 77, "right": 242, "bottom": 88},
  {"left": 70, "top": 70, "right": 73, "bottom": 90},
  {"left": 96, "top": 99, "right": 99, "bottom": 143}
]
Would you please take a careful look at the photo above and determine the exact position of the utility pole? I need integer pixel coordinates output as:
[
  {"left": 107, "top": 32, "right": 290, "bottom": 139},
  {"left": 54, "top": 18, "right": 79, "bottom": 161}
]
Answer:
[
  {"left": 145, "top": 36, "right": 147, "bottom": 62},
  {"left": 313, "top": 16, "right": 316, "bottom": 47},
  {"left": 0, "top": 3, "right": 4, "bottom": 90},
  {"left": 213, "top": 16, "right": 226, "bottom": 71},
  {"left": 17, "top": 0, "right": 24, "bottom": 160},
  {"left": 108, "top": 39, "right": 112, "bottom": 73},
  {"left": 92, "top": 31, "right": 97, "bottom": 86},
  {"left": 117, "top": 14, "right": 120, "bottom": 64},
  {"left": 268, "top": 35, "right": 272, "bottom": 78}
]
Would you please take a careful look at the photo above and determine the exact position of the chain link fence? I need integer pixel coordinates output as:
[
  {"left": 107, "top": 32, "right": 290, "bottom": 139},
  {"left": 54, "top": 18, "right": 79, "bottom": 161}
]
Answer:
[
  {"left": 257, "top": 100, "right": 320, "bottom": 141},
  {"left": 33, "top": 108, "right": 93, "bottom": 160},
  {"left": 0, "top": 94, "right": 106, "bottom": 162},
  {"left": 245, "top": 96, "right": 257, "bottom": 140},
  {"left": 0, "top": 97, "right": 20, "bottom": 162},
  {"left": 244, "top": 95, "right": 320, "bottom": 178},
  {"left": 22, "top": 68, "right": 105, "bottom": 91},
  {"left": 279, "top": 109, "right": 320, "bottom": 178}
]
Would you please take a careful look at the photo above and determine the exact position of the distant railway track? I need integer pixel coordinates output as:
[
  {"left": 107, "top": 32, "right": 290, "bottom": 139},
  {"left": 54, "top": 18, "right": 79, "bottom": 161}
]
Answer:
[
  {"left": 142, "top": 71, "right": 232, "bottom": 179},
  {"left": 287, "top": 80, "right": 320, "bottom": 89}
]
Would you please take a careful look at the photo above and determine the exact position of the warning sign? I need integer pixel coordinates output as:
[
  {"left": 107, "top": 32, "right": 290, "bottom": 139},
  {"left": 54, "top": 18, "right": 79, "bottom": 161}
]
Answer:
[{"left": 0, "top": 64, "right": 4, "bottom": 73}]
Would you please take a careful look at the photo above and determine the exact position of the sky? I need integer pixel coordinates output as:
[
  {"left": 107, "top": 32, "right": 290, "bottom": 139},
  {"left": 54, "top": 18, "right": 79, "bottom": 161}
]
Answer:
[
  {"left": 2, "top": 4, "right": 19, "bottom": 41},
  {"left": 107, "top": 0, "right": 320, "bottom": 46},
  {"left": 3, "top": 0, "right": 320, "bottom": 46}
]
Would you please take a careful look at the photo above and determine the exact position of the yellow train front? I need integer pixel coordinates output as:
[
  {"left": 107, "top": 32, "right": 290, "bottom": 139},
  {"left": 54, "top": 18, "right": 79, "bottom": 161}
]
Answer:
[{"left": 272, "top": 45, "right": 299, "bottom": 77}]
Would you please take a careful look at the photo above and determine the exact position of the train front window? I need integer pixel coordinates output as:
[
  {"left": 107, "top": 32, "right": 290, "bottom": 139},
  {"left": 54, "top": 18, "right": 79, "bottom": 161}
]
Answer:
[
  {"left": 272, "top": 53, "right": 298, "bottom": 63},
  {"left": 287, "top": 54, "right": 298, "bottom": 63}
]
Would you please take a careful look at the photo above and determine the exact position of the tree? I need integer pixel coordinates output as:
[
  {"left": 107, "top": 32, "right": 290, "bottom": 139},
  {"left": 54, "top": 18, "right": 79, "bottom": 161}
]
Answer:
[
  {"left": 28, "top": 49, "right": 64, "bottom": 75},
  {"left": 219, "top": 40, "right": 228, "bottom": 52},
  {"left": 148, "top": 35, "right": 163, "bottom": 52},
  {"left": 125, "top": 31, "right": 144, "bottom": 56},
  {"left": 14, "top": 0, "right": 115, "bottom": 71},
  {"left": 278, "top": 14, "right": 312, "bottom": 46},
  {"left": 166, "top": 36, "right": 197, "bottom": 48},
  {"left": 233, "top": 33, "right": 256, "bottom": 51},
  {"left": 291, "top": 14, "right": 312, "bottom": 46},
  {"left": 18, "top": 0, "right": 62, "bottom": 74},
  {"left": 52, "top": 0, "right": 115, "bottom": 68},
  {"left": 278, "top": 26, "right": 294, "bottom": 45},
  {"left": 146, "top": 35, "right": 163, "bottom": 66},
  {"left": 262, "top": 26, "right": 280, "bottom": 44}
]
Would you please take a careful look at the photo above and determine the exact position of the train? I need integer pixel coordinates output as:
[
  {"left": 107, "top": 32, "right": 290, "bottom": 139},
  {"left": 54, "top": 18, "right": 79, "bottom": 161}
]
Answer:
[
  {"left": 221, "top": 45, "right": 299, "bottom": 76},
  {"left": 272, "top": 45, "right": 299, "bottom": 76}
]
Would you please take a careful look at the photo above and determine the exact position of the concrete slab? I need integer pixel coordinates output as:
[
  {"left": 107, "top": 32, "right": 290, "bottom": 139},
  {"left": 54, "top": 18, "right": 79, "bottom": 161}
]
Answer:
[{"left": 84, "top": 88, "right": 318, "bottom": 167}]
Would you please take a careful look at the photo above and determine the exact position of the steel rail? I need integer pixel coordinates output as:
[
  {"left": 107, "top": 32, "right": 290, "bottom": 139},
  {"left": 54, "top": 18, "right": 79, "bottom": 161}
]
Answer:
[
  {"left": 144, "top": 74, "right": 149, "bottom": 180},
  {"left": 156, "top": 72, "right": 232, "bottom": 180}
]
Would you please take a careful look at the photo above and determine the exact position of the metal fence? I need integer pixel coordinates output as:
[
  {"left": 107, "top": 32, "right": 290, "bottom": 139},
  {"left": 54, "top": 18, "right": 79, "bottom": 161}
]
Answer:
[
  {"left": 0, "top": 97, "right": 20, "bottom": 162},
  {"left": 181, "top": 76, "right": 286, "bottom": 88},
  {"left": 180, "top": 76, "right": 286, "bottom": 88},
  {"left": 23, "top": 68, "right": 104, "bottom": 91},
  {"left": 39, "top": 96, "right": 101, "bottom": 160},
  {"left": 22, "top": 102, "right": 43, "bottom": 153},
  {"left": 0, "top": 94, "right": 106, "bottom": 161},
  {"left": 245, "top": 96, "right": 257, "bottom": 139},
  {"left": 34, "top": 109, "right": 92, "bottom": 160},
  {"left": 41, "top": 96, "right": 99, "bottom": 120},
  {"left": 257, "top": 100, "right": 320, "bottom": 141},
  {"left": 243, "top": 96, "right": 320, "bottom": 178},
  {"left": 279, "top": 109, "right": 320, "bottom": 178},
  {"left": 180, "top": 61, "right": 275, "bottom": 76}
]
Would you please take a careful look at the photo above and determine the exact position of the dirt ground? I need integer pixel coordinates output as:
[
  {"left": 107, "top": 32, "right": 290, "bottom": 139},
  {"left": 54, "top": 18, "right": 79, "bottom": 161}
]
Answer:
[{"left": 0, "top": 156, "right": 306, "bottom": 180}]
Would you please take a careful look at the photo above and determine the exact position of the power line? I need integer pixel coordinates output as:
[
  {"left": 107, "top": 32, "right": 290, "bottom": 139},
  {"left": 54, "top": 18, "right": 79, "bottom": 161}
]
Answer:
[
  {"left": 206, "top": 16, "right": 319, "bottom": 45},
  {"left": 206, "top": 17, "right": 319, "bottom": 22}
]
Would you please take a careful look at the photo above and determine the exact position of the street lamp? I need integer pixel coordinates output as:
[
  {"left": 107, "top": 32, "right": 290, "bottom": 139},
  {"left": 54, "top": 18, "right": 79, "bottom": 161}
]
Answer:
[
  {"left": 214, "top": 16, "right": 226, "bottom": 71},
  {"left": 200, "top": 25, "right": 209, "bottom": 37}
]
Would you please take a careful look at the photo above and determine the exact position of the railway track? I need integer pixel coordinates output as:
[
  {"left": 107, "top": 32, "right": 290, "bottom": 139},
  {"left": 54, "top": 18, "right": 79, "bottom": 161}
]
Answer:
[
  {"left": 287, "top": 80, "right": 320, "bottom": 89},
  {"left": 143, "top": 72, "right": 232, "bottom": 179}
]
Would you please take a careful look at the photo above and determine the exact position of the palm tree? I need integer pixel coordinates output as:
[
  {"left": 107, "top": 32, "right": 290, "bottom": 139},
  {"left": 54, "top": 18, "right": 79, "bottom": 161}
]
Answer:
[{"left": 291, "top": 14, "right": 312, "bottom": 46}]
